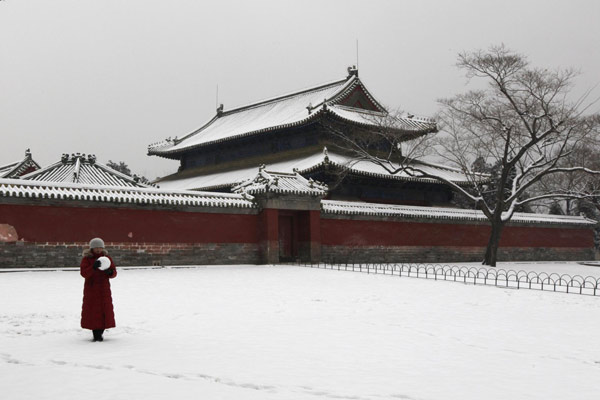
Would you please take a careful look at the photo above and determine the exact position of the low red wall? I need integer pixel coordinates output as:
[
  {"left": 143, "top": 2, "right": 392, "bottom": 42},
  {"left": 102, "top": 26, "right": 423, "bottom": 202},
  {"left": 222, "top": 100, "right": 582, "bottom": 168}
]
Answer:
[
  {"left": 320, "top": 218, "right": 593, "bottom": 248},
  {"left": 0, "top": 204, "right": 258, "bottom": 244},
  {"left": 0, "top": 202, "right": 595, "bottom": 267}
]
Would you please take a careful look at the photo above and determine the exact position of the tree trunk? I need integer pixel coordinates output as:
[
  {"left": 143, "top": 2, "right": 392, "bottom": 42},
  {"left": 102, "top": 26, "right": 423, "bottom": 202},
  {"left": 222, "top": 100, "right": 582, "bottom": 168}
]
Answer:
[{"left": 483, "top": 220, "right": 504, "bottom": 267}]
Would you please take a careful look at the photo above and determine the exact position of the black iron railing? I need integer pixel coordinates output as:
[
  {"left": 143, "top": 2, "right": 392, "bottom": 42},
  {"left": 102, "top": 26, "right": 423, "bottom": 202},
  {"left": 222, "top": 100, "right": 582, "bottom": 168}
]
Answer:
[{"left": 296, "top": 262, "right": 600, "bottom": 296}]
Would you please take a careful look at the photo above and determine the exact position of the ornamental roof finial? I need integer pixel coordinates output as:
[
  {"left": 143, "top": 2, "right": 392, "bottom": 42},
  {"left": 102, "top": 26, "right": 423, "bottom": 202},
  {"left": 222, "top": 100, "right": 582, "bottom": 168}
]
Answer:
[{"left": 347, "top": 65, "right": 358, "bottom": 78}]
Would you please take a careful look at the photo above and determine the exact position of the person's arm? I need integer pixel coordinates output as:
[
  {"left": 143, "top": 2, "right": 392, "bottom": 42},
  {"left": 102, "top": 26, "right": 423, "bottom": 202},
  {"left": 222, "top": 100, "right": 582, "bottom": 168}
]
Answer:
[{"left": 80, "top": 257, "right": 96, "bottom": 278}]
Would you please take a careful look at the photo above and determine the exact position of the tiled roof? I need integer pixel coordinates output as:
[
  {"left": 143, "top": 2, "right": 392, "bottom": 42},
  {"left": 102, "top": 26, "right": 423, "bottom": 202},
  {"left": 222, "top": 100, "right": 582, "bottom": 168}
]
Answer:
[
  {"left": 0, "top": 178, "right": 255, "bottom": 209},
  {"left": 20, "top": 153, "right": 150, "bottom": 188},
  {"left": 148, "top": 72, "right": 436, "bottom": 157},
  {"left": 0, "top": 149, "right": 40, "bottom": 178},
  {"left": 232, "top": 167, "right": 327, "bottom": 197},
  {"left": 321, "top": 200, "right": 597, "bottom": 226},
  {"left": 155, "top": 147, "right": 475, "bottom": 191}
]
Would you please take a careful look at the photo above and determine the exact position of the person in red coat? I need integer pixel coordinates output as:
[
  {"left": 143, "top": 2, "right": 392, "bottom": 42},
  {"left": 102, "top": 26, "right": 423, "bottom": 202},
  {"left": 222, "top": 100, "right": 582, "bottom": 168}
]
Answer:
[{"left": 80, "top": 237, "right": 117, "bottom": 342}]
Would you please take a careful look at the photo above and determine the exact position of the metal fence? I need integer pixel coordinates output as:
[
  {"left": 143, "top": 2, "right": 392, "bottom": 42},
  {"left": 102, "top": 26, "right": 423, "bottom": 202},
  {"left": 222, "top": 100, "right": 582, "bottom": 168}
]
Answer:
[{"left": 296, "top": 262, "right": 600, "bottom": 296}]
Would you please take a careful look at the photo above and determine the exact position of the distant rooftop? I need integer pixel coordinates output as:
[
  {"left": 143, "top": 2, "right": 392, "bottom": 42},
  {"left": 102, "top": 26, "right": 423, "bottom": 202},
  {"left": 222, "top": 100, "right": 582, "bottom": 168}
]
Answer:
[
  {"left": 20, "top": 153, "right": 151, "bottom": 188},
  {"left": 0, "top": 178, "right": 255, "bottom": 209},
  {"left": 0, "top": 149, "right": 40, "bottom": 179}
]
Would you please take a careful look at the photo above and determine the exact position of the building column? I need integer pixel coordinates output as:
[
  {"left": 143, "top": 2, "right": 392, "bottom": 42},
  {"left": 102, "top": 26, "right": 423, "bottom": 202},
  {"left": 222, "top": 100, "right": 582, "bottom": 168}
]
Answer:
[
  {"left": 308, "top": 210, "right": 321, "bottom": 263},
  {"left": 259, "top": 208, "right": 279, "bottom": 264}
]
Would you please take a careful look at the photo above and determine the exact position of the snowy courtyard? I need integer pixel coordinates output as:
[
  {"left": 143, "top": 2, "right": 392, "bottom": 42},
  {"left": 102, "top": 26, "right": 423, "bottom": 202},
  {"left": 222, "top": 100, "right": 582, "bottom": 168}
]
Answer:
[{"left": 2, "top": 263, "right": 600, "bottom": 400}]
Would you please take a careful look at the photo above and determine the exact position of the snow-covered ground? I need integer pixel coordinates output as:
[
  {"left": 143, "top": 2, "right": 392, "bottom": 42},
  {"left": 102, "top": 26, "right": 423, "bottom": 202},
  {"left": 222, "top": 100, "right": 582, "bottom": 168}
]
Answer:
[{"left": 1, "top": 263, "right": 600, "bottom": 400}]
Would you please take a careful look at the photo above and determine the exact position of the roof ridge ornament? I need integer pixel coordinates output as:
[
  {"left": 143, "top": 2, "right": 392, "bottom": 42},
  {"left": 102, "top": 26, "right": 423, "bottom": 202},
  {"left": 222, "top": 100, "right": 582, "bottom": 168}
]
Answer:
[
  {"left": 347, "top": 65, "right": 358, "bottom": 78},
  {"left": 216, "top": 103, "right": 224, "bottom": 116}
]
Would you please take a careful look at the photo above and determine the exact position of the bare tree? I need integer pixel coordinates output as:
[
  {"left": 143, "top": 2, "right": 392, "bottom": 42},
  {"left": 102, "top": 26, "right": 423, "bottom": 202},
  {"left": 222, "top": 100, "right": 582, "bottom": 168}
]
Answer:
[{"left": 328, "top": 45, "right": 600, "bottom": 266}]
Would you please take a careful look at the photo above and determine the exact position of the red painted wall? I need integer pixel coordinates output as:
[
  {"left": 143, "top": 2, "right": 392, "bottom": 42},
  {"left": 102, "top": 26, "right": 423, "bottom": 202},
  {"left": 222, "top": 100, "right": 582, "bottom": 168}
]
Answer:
[
  {"left": 320, "top": 218, "right": 593, "bottom": 248},
  {"left": 0, "top": 203, "right": 593, "bottom": 254},
  {"left": 0, "top": 204, "right": 259, "bottom": 244}
]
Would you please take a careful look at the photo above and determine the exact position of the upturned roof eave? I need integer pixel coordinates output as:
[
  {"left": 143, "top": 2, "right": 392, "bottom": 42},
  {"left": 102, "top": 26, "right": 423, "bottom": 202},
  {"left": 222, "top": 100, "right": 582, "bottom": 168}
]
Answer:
[
  {"left": 148, "top": 110, "right": 437, "bottom": 159},
  {"left": 305, "top": 160, "right": 474, "bottom": 187},
  {"left": 173, "top": 156, "right": 474, "bottom": 193},
  {"left": 148, "top": 110, "right": 326, "bottom": 158},
  {"left": 324, "top": 108, "right": 437, "bottom": 136}
]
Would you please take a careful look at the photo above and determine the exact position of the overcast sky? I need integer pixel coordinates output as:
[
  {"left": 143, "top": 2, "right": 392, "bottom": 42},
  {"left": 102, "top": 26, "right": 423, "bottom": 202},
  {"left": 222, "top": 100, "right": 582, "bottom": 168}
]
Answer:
[{"left": 1, "top": 0, "right": 599, "bottom": 180}]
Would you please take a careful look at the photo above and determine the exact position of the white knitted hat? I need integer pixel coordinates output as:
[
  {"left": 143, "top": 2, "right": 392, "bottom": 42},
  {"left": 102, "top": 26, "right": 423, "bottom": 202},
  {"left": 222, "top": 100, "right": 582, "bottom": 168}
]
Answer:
[{"left": 89, "top": 237, "right": 105, "bottom": 249}]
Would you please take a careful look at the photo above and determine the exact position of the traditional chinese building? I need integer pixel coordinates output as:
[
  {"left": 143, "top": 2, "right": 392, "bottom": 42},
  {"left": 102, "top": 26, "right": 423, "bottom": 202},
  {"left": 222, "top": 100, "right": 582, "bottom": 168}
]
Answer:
[
  {"left": 0, "top": 71, "right": 596, "bottom": 268},
  {"left": 149, "top": 67, "right": 467, "bottom": 206}
]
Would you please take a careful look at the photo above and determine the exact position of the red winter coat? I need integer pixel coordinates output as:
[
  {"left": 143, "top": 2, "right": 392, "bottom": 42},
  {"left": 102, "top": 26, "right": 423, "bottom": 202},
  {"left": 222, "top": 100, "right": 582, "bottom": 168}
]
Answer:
[{"left": 80, "top": 249, "right": 117, "bottom": 330}]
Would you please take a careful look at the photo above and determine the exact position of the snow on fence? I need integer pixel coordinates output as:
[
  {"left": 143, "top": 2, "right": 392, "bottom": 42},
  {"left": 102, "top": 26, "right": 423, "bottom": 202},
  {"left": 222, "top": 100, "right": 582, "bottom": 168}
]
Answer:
[{"left": 296, "top": 262, "right": 600, "bottom": 296}]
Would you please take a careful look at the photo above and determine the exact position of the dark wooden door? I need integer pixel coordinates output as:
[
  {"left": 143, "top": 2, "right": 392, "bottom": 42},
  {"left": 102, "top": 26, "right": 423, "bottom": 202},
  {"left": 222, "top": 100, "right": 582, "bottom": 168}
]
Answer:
[{"left": 278, "top": 215, "right": 294, "bottom": 261}]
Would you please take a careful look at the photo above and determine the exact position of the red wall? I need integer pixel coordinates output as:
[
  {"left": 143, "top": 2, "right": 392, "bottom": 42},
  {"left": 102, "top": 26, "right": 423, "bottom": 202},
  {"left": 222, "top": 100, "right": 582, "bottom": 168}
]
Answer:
[
  {"left": 0, "top": 203, "right": 593, "bottom": 259},
  {"left": 320, "top": 218, "right": 593, "bottom": 248},
  {"left": 0, "top": 204, "right": 259, "bottom": 244}
]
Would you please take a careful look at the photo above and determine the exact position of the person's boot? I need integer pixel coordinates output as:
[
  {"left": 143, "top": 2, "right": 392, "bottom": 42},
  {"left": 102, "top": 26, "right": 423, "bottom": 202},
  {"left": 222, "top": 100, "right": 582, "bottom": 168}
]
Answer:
[{"left": 92, "top": 329, "right": 104, "bottom": 342}]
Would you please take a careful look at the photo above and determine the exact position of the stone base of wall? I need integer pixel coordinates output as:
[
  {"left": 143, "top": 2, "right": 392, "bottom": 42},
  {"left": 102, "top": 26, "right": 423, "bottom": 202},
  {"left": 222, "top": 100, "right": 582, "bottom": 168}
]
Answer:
[
  {"left": 0, "top": 242, "right": 594, "bottom": 268},
  {"left": 0, "top": 242, "right": 260, "bottom": 268},
  {"left": 321, "top": 245, "right": 595, "bottom": 264}
]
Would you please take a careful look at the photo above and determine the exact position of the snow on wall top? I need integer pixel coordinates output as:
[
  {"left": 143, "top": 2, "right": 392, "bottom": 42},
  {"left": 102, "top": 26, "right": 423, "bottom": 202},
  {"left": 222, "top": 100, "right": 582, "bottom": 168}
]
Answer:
[
  {"left": 20, "top": 153, "right": 150, "bottom": 188},
  {"left": 232, "top": 166, "right": 328, "bottom": 197},
  {"left": 321, "top": 200, "right": 597, "bottom": 226},
  {"left": 0, "top": 178, "right": 256, "bottom": 209},
  {"left": 156, "top": 147, "right": 473, "bottom": 191},
  {"left": 0, "top": 178, "right": 594, "bottom": 227},
  {"left": 148, "top": 72, "right": 436, "bottom": 157}
]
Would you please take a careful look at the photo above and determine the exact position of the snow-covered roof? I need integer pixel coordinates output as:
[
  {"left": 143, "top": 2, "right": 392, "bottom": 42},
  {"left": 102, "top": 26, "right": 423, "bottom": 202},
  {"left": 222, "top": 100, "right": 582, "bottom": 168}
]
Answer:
[
  {"left": 148, "top": 70, "right": 437, "bottom": 158},
  {"left": 233, "top": 167, "right": 327, "bottom": 197},
  {"left": 0, "top": 178, "right": 255, "bottom": 209},
  {"left": 0, "top": 149, "right": 40, "bottom": 178},
  {"left": 322, "top": 200, "right": 597, "bottom": 226},
  {"left": 20, "top": 153, "right": 150, "bottom": 188},
  {"left": 155, "top": 147, "right": 473, "bottom": 191}
]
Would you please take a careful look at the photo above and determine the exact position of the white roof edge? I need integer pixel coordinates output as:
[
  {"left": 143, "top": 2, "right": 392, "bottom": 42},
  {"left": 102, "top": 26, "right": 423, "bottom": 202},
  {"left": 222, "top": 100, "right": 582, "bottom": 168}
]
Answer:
[
  {"left": 0, "top": 178, "right": 247, "bottom": 200},
  {"left": 321, "top": 200, "right": 597, "bottom": 226}
]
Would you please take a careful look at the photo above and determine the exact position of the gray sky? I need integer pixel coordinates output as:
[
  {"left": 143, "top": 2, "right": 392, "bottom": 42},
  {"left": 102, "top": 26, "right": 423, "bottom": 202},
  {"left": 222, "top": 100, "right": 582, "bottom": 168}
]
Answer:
[{"left": 1, "top": 0, "right": 599, "bottom": 180}]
